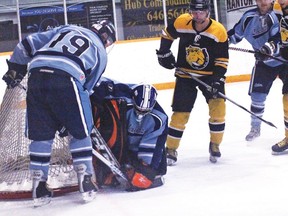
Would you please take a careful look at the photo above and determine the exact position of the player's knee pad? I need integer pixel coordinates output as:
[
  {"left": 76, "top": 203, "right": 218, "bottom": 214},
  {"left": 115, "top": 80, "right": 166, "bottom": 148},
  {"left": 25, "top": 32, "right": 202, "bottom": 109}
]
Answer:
[
  {"left": 167, "top": 112, "right": 190, "bottom": 149},
  {"left": 29, "top": 139, "right": 53, "bottom": 178},
  {"left": 70, "top": 136, "right": 95, "bottom": 175},
  {"left": 170, "top": 112, "right": 190, "bottom": 129},
  {"left": 283, "top": 94, "right": 288, "bottom": 119},
  {"left": 283, "top": 94, "right": 288, "bottom": 137},
  {"left": 251, "top": 92, "right": 267, "bottom": 103},
  {"left": 208, "top": 98, "right": 226, "bottom": 122},
  {"left": 208, "top": 99, "right": 225, "bottom": 144},
  {"left": 250, "top": 92, "right": 267, "bottom": 114}
]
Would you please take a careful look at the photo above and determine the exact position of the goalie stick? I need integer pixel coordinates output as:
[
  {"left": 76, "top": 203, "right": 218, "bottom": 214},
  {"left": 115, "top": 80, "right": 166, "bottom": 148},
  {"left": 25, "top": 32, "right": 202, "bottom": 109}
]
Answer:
[
  {"left": 90, "top": 126, "right": 128, "bottom": 182},
  {"left": 91, "top": 126, "right": 165, "bottom": 189},
  {"left": 175, "top": 67, "right": 277, "bottom": 128}
]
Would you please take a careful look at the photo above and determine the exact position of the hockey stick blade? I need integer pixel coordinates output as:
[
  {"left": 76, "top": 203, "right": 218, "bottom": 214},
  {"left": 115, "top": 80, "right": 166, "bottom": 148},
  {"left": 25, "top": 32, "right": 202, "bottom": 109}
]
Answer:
[
  {"left": 175, "top": 68, "right": 277, "bottom": 128},
  {"left": 91, "top": 127, "right": 122, "bottom": 167},
  {"left": 92, "top": 149, "right": 128, "bottom": 181},
  {"left": 229, "top": 47, "right": 288, "bottom": 65},
  {"left": 90, "top": 126, "right": 128, "bottom": 181}
]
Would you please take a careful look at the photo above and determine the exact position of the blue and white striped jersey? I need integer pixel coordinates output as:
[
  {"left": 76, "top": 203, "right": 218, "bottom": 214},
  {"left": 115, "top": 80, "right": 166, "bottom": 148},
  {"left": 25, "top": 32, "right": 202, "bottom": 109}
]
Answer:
[
  {"left": 228, "top": 7, "right": 281, "bottom": 67},
  {"left": 126, "top": 104, "right": 168, "bottom": 169},
  {"left": 10, "top": 25, "right": 107, "bottom": 94}
]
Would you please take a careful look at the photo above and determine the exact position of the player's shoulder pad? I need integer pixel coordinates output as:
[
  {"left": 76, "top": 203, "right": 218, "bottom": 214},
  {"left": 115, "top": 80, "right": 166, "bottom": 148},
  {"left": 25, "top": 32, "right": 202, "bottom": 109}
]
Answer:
[
  {"left": 207, "top": 19, "right": 228, "bottom": 43},
  {"left": 273, "top": 1, "right": 283, "bottom": 16},
  {"left": 174, "top": 13, "right": 193, "bottom": 30},
  {"left": 150, "top": 102, "right": 168, "bottom": 122}
]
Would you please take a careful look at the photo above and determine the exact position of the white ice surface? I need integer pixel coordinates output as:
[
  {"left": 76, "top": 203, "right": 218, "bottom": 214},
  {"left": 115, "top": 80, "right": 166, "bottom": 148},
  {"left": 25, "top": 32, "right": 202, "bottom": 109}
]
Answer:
[{"left": 1, "top": 79, "right": 288, "bottom": 216}]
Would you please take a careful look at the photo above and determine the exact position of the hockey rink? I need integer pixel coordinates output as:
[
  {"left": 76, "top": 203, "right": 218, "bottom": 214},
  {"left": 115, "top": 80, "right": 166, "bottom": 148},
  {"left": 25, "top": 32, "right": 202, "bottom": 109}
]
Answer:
[
  {"left": 1, "top": 78, "right": 288, "bottom": 216},
  {"left": 1, "top": 38, "right": 288, "bottom": 215}
]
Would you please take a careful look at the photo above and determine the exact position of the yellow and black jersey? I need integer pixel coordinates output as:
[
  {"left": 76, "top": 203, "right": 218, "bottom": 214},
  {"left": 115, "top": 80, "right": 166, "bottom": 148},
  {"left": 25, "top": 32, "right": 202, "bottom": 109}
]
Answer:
[
  {"left": 160, "top": 13, "right": 229, "bottom": 78},
  {"left": 274, "top": 1, "right": 288, "bottom": 46}
]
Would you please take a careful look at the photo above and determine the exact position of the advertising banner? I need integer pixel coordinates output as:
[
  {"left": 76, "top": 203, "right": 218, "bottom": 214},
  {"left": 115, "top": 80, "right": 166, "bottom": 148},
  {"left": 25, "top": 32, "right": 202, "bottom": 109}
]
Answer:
[
  {"left": 226, "top": 0, "right": 256, "bottom": 30},
  {"left": 120, "top": 0, "right": 191, "bottom": 40},
  {"left": 20, "top": 0, "right": 113, "bottom": 34}
]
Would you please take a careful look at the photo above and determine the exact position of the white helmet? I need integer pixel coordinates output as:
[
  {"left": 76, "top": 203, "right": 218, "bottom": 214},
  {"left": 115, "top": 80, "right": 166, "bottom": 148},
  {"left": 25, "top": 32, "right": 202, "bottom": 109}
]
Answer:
[{"left": 132, "top": 84, "right": 157, "bottom": 121}]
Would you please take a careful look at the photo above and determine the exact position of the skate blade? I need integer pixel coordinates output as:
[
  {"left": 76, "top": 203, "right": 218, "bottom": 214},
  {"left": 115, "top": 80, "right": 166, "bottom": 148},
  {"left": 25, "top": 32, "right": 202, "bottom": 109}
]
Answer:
[
  {"left": 82, "top": 190, "right": 97, "bottom": 202},
  {"left": 167, "top": 158, "right": 176, "bottom": 166},
  {"left": 209, "top": 155, "right": 218, "bottom": 163},
  {"left": 271, "top": 150, "right": 288, "bottom": 156},
  {"left": 33, "top": 197, "right": 51, "bottom": 208},
  {"left": 245, "top": 134, "right": 260, "bottom": 141},
  {"left": 151, "top": 176, "right": 165, "bottom": 188}
]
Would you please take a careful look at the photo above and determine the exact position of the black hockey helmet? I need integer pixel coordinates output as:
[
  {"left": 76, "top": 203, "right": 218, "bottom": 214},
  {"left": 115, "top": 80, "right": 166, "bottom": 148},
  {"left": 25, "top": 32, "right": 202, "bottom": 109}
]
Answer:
[
  {"left": 91, "top": 20, "right": 116, "bottom": 47},
  {"left": 189, "top": 0, "right": 211, "bottom": 11}
]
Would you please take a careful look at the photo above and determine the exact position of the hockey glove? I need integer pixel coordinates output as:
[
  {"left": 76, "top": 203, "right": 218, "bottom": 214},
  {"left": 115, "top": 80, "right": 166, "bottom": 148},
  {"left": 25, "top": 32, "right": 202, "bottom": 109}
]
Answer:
[
  {"left": 122, "top": 161, "right": 157, "bottom": 191},
  {"left": 255, "top": 42, "right": 275, "bottom": 61},
  {"left": 156, "top": 49, "right": 176, "bottom": 69},
  {"left": 2, "top": 60, "right": 27, "bottom": 89},
  {"left": 210, "top": 75, "right": 225, "bottom": 99}
]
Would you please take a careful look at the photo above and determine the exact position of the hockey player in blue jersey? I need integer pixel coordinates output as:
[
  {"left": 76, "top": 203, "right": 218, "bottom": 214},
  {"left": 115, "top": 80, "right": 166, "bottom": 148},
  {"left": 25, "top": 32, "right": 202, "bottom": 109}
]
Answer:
[
  {"left": 228, "top": 0, "right": 288, "bottom": 142},
  {"left": 2, "top": 20, "right": 116, "bottom": 206},
  {"left": 90, "top": 78, "right": 168, "bottom": 191}
]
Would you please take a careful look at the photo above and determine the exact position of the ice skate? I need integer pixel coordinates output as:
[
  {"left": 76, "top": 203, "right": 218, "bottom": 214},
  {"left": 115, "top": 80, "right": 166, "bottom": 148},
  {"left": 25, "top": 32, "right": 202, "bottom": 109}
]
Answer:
[
  {"left": 32, "top": 170, "right": 52, "bottom": 207},
  {"left": 245, "top": 127, "right": 260, "bottom": 141},
  {"left": 151, "top": 175, "right": 165, "bottom": 188},
  {"left": 75, "top": 164, "right": 98, "bottom": 202},
  {"left": 166, "top": 147, "right": 178, "bottom": 166},
  {"left": 209, "top": 142, "right": 221, "bottom": 163},
  {"left": 272, "top": 138, "right": 288, "bottom": 155}
]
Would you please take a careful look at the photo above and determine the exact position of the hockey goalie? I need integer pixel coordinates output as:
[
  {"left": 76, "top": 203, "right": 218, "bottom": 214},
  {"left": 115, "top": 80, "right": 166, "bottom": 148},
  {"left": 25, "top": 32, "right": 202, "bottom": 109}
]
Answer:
[{"left": 91, "top": 77, "right": 168, "bottom": 191}]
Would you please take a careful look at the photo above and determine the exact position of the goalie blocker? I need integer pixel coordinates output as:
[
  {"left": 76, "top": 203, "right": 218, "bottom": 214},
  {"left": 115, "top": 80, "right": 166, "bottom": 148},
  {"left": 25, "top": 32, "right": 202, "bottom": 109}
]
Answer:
[{"left": 90, "top": 78, "right": 168, "bottom": 191}]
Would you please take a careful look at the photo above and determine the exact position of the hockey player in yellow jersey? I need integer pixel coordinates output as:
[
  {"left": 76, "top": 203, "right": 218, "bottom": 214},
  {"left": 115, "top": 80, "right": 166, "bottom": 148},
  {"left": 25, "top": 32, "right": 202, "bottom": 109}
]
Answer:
[
  {"left": 156, "top": 0, "right": 229, "bottom": 164},
  {"left": 271, "top": 0, "right": 288, "bottom": 154}
]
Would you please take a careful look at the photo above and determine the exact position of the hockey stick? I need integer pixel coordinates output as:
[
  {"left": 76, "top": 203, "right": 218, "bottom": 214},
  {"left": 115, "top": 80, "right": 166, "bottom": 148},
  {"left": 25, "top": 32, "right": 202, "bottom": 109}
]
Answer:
[
  {"left": 175, "top": 68, "right": 277, "bottom": 128},
  {"left": 91, "top": 127, "right": 165, "bottom": 190},
  {"left": 229, "top": 46, "right": 288, "bottom": 65},
  {"left": 90, "top": 126, "right": 128, "bottom": 181},
  {"left": 92, "top": 148, "right": 128, "bottom": 181}
]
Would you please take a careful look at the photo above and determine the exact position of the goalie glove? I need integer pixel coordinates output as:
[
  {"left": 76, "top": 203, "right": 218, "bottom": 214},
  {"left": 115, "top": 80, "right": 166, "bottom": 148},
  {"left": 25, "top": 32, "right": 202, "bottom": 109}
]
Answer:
[
  {"left": 2, "top": 60, "right": 27, "bottom": 89},
  {"left": 156, "top": 49, "right": 176, "bottom": 69},
  {"left": 122, "top": 161, "right": 157, "bottom": 191},
  {"left": 255, "top": 42, "right": 276, "bottom": 61}
]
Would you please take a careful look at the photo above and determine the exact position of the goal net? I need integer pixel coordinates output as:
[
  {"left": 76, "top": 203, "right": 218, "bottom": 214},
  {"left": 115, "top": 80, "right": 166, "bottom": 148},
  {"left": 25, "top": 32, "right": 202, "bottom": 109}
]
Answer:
[{"left": 0, "top": 78, "right": 78, "bottom": 199}]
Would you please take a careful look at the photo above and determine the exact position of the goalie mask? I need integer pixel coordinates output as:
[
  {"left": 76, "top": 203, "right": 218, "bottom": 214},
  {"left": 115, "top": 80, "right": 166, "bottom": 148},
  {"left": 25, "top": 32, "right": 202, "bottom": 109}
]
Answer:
[
  {"left": 91, "top": 20, "right": 116, "bottom": 48},
  {"left": 132, "top": 84, "right": 158, "bottom": 122}
]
